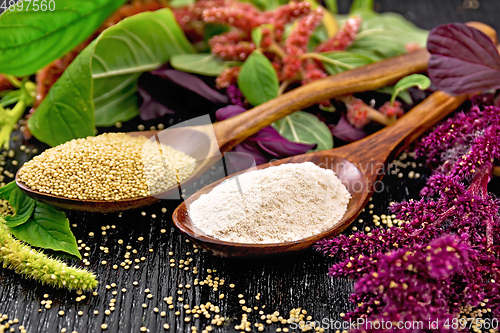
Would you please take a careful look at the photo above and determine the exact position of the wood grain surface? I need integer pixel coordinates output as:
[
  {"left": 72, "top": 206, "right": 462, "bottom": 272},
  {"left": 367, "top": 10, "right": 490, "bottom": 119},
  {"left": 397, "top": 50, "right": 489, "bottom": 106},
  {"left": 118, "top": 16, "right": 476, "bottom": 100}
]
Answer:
[{"left": 0, "top": 1, "right": 499, "bottom": 332}]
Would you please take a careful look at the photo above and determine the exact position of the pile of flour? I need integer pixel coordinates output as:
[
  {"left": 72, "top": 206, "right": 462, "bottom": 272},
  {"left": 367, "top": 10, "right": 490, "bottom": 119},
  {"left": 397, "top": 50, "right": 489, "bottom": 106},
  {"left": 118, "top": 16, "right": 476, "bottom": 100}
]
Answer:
[{"left": 188, "top": 162, "right": 351, "bottom": 243}]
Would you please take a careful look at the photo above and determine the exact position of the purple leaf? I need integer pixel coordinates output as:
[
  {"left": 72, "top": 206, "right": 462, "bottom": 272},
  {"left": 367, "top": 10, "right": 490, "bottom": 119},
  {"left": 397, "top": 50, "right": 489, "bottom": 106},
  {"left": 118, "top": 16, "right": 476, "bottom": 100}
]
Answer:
[
  {"left": 329, "top": 115, "right": 367, "bottom": 142},
  {"left": 215, "top": 105, "right": 248, "bottom": 121},
  {"left": 227, "top": 144, "right": 269, "bottom": 171},
  {"left": 427, "top": 23, "right": 500, "bottom": 95},
  {"left": 137, "top": 86, "right": 175, "bottom": 121},
  {"left": 223, "top": 151, "right": 262, "bottom": 175},
  {"left": 249, "top": 127, "right": 316, "bottom": 158},
  {"left": 138, "top": 69, "right": 229, "bottom": 121},
  {"left": 150, "top": 69, "right": 229, "bottom": 104},
  {"left": 216, "top": 105, "right": 315, "bottom": 164}
]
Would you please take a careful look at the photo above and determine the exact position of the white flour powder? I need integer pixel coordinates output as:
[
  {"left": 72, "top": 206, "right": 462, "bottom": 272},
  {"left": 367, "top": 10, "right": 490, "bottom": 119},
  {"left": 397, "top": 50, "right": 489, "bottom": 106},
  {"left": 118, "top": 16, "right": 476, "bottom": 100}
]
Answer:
[{"left": 188, "top": 162, "right": 351, "bottom": 243}]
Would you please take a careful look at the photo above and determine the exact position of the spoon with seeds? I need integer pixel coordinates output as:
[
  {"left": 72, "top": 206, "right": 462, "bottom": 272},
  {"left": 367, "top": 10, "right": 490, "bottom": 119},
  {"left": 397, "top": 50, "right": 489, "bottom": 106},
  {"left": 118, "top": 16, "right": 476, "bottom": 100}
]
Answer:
[{"left": 15, "top": 22, "right": 496, "bottom": 213}]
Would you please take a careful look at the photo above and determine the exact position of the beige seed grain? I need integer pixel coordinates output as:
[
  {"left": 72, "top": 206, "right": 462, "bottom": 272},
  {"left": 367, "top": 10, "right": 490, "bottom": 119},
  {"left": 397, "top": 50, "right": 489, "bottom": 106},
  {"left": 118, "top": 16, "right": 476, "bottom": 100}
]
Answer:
[{"left": 17, "top": 133, "right": 195, "bottom": 201}]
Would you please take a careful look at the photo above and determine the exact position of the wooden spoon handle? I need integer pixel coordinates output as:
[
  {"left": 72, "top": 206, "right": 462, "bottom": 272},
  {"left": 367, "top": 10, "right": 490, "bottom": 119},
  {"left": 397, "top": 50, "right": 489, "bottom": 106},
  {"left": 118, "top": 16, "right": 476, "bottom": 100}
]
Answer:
[
  {"left": 334, "top": 90, "right": 469, "bottom": 167},
  {"left": 214, "top": 21, "right": 496, "bottom": 153},
  {"left": 214, "top": 48, "right": 429, "bottom": 152}
]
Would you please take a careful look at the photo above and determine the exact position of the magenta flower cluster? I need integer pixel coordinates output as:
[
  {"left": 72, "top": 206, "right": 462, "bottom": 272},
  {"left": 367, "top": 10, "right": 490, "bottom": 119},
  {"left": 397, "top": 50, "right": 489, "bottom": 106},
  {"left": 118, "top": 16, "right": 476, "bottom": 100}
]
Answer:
[{"left": 316, "top": 101, "right": 500, "bottom": 331}]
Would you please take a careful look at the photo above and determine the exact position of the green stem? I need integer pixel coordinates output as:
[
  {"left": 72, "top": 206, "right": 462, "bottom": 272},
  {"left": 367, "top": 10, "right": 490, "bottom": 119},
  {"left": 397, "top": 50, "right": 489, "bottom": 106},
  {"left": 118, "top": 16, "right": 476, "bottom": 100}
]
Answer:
[
  {"left": 349, "top": 0, "right": 374, "bottom": 12},
  {"left": 0, "top": 218, "right": 97, "bottom": 291},
  {"left": 0, "top": 79, "right": 36, "bottom": 149},
  {"left": 2, "top": 75, "right": 21, "bottom": 89},
  {"left": 267, "top": 41, "right": 287, "bottom": 59},
  {"left": 301, "top": 53, "right": 355, "bottom": 70},
  {"left": 0, "top": 99, "right": 25, "bottom": 149},
  {"left": 324, "top": 0, "right": 338, "bottom": 14},
  {"left": 278, "top": 80, "right": 292, "bottom": 96}
]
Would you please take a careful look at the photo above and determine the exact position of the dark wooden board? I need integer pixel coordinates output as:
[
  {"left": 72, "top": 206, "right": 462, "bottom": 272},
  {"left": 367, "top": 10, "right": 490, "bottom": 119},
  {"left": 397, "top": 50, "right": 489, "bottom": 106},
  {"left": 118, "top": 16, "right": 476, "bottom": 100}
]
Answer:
[{"left": 0, "top": 1, "right": 499, "bottom": 332}]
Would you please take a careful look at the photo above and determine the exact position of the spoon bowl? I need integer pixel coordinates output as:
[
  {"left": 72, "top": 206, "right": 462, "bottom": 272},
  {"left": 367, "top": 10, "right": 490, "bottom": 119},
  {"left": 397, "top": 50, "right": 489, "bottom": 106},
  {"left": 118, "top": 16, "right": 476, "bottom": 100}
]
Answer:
[
  {"left": 16, "top": 124, "right": 221, "bottom": 212},
  {"left": 172, "top": 91, "right": 469, "bottom": 257},
  {"left": 173, "top": 154, "right": 365, "bottom": 257}
]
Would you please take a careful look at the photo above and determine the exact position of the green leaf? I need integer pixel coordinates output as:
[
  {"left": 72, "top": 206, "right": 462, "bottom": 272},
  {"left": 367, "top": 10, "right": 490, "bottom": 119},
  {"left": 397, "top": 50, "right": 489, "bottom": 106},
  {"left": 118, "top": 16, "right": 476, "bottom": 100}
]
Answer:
[
  {"left": 0, "top": 0, "right": 126, "bottom": 76},
  {"left": 349, "top": 0, "right": 374, "bottom": 12},
  {"left": 204, "top": 23, "right": 230, "bottom": 43},
  {"left": 237, "top": 51, "right": 279, "bottom": 106},
  {"left": 28, "top": 9, "right": 195, "bottom": 146},
  {"left": 241, "top": 0, "right": 287, "bottom": 10},
  {"left": 348, "top": 12, "right": 428, "bottom": 59},
  {"left": 375, "top": 86, "right": 413, "bottom": 104},
  {"left": 324, "top": 0, "right": 338, "bottom": 14},
  {"left": 4, "top": 185, "right": 35, "bottom": 227},
  {"left": 251, "top": 27, "right": 263, "bottom": 48},
  {"left": 317, "top": 51, "right": 376, "bottom": 75},
  {"left": 391, "top": 74, "right": 430, "bottom": 104},
  {"left": 170, "top": 54, "right": 238, "bottom": 76},
  {"left": 397, "top": 90, "right": 413, "bottom": 105},
  {"left": 366, "top": 13, "right": 428, "bottom": 46},
  {"left": 9, "top": 202, "right": 81, "bottom": 259},
  {"left": 27, "top": 43, "right": 95, "bottom": 146},
  {"left": 348, "top": 33, "right": 408, "bottom": 58},
  {"left": 0, "top": 90, "right": 21, "bottom": 107},
  {"left": 272, "top": 111, "right": 333, "bottom": 151},
  {"left": 0, "top": 181, "right": 17, "bottom": 200},
  {"left": 169, "top": 0, "right": 195, "bottom": 7}
]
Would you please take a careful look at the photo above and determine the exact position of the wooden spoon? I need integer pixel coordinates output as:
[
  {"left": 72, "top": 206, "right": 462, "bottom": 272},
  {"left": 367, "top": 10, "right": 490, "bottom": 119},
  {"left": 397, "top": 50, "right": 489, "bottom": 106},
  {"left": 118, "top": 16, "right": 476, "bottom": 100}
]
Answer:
[
  {"left": 172, "top": 90, "right": 469, "bottom": 257},
  {"left": 15, "top": 22, "right": 496, "bottom": 213}
]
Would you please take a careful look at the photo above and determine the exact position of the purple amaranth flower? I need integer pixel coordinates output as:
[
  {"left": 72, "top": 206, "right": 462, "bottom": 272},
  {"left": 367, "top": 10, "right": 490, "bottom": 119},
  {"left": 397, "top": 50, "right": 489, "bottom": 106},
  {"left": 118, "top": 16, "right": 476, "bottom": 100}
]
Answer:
[
  {"left": 335, "top": 236, "right": 474, "bottom": 333},
  {"left": 419, "top": 173, "right": 466, "bottom": 198},
  {"left": 449, "top": 125, "right": 500, "bottom": 180},
  {"left": 316, "top": 101, "right": 500, "bottom": 328},
  {"left": 415, "top": 105, "right": 500, "bottom": 165},
  {"left": 226, "top": 85, "right": 246, "bottom": 107}
]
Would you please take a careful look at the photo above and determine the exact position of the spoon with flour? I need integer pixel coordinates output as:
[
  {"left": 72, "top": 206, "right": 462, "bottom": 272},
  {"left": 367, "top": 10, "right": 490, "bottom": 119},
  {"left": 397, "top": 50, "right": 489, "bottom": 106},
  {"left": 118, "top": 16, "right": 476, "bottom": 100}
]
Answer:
[{"left": 172, "top": 90, "right": 470, "bottom": 257}]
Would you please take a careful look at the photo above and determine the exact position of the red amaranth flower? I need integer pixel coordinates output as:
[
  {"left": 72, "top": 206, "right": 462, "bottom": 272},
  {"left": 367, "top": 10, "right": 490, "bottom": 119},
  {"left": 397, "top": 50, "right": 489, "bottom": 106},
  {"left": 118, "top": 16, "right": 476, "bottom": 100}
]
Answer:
[
  {"left": 282, "top": 55, "right": 302, "bottom": 80},
  {"left": 211, "top": 41, "right": 256, "bottom": 61},
  {"left": 173, "top": 0, "right": 226, "bottom": 42},
  {"left": 405, "top": 42, "right": 421, "bottom": 52},
  {"left": 316, "top": 16, "right": 361, "bottom": 52},
  {"left": 202, "top": 1, "right": 263, "bottom": 34},
  {"left": 379, "top": 100, "right": 404, "bottom": 118},
  {"left": 285, "top": 8, "right": 323, "bottom": 54},
  {"left": 260, "top": 27, "right": 273, "bottom": 48},
  {"left": 262, "top": 1, "right": 312, "bottom": 42},
  {"left": 302, "top": 60, "right": 326, "bottom": 85},
  {"left": 282, "top": 8, "right": 324, "bottom": 80},
  {"left": 342, "top": 95, "right": 391, "bottom": 128},
  {"left": 345, "top": 97, "right": 369, "bottom": 128},
  {"left": 209, "top": 31, "right": 246, "bottom": 47},
  {"left": 216, "top": 67, "right": 241, "bottom": 89}
]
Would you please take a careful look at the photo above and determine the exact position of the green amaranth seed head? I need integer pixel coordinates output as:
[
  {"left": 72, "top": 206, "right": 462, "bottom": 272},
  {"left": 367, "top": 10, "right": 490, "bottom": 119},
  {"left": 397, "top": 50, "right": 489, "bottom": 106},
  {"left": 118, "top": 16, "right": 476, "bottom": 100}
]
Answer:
[{"left": 0, "top": 218, "right": 97, "bottom": 291}]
